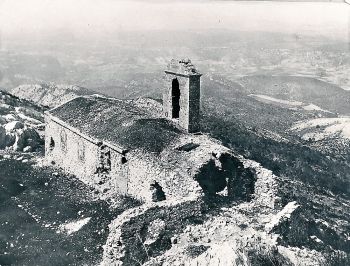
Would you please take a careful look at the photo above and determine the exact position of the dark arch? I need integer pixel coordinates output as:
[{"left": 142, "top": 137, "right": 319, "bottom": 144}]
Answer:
[
  {"left": 172, "top": 78, "right": 180, "bottom": 118},
  {"left": 49, "top": 137, "right": 55, "bottom": 151}
]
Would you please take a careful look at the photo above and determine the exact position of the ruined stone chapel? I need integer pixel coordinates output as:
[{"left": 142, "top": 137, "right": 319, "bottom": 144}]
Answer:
[{"left": 45, "top": 59, "right": 254, "bottom": 202}]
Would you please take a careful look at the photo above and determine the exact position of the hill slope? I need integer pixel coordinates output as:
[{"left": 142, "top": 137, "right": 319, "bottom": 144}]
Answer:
[
  {"left": 237, "top": 75, "right": 350, "bottom": 115},
  {"left": 11, "top": 83, "right": 93, "bottom": 108}
]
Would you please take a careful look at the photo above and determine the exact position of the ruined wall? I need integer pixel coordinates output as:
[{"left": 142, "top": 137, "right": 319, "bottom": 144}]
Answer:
[
  {"left": 242, "top": 158, "right": 282, "bottom": 209},
  {"left": 45, "top": 114, "right": 128, "bottom": 195},
  {"left": 45, "top": 113, "right": 274, "bottom": 206},
  {"left": 101, "top": 198, "right": 204, "bottom": 266},
  {"left": 125, "top": 150, "right": 203, "bottom": 202}
]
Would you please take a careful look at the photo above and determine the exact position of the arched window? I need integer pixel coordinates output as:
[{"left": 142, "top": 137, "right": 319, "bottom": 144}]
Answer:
[
  {"left": 78, "top": 140, "right": 85, "bottom": 161},
  {"left": 49, "top": 137, "right": 55, "bottom": 151},
  {"left": 60, "top": 130, "right": 67, "bottom": 152},
  {"left": 171, "top": 78, "right": 180, "bottom": 118}
]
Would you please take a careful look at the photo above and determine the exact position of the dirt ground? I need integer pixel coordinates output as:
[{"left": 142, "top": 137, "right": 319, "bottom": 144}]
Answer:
[{"left": 0, "top": 152, "right": 138, "bottom": 266}]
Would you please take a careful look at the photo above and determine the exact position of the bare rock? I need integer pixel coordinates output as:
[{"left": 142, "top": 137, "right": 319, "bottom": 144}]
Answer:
[{"left": 12, "top": 127, "right": 42, "bottom": 151}]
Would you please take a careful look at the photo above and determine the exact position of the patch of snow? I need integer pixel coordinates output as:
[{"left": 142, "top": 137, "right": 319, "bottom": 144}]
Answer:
[
  {"left": 144, "top": 219, "right": 166, "bottom": 245},
  {"left": 17, "top": 113, "right": 42, "bottom": 125},
  {"left": 0, "top": 103, "right": 12, "bottom": 109},
  {"left": 249, "top": 94, "right": 303, "bottom": 106},
  {"left": 4, "top": 121, "right": 24, "bottom": 131},
  {"left": 265, "top": 201, "right": 299, "bottom": 232},
  {"left": 249, "top": 94, "right": 332, "bottom": 113},
  {"left": 310, "top": 235, "right": 323, "bottom": 243},
  {"left": 291, "top": 117, "right": 350, "bottom": 140},
  {"left": 300, "top": 132, "right": 326, "bottom": 141},
  {"left": 2, "top": 114, "right": 17, "bottom": 122},
  {"left": 58, "top": 217, "right": 91, "bottom": 235},
  {"left": 302, "top": 104, "right": 332, "bottom": 113},
  {"left": 278, "top": 246, "right": 325, "bottom": 266}
]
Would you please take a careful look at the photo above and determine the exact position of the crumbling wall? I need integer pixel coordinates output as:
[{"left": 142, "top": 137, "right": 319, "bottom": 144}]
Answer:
[
  {"left": 219, "top": 153, "right": 256, "bottom": 200},
  {"left": 123, "top": 139, "right": 260, "bottom": 203},
  {"left": 192, "top": 148, "right": 282, "bottom": 208},
  {"left": 101, "top": 198, "right": 204, "bottom": 266},
  {"left": 126, "top": 151, "right": 203, "bottom": 202},
  {"left": 242, "top": 158, "right": 282, "bottom": 209}
]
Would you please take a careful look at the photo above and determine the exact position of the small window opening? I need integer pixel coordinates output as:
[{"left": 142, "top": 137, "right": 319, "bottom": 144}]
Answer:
[
  {"left": 49, "top": 137, "right": 55, "bottom": 151},
  {"left": 121, "top": 157, "right": 127, "bottom": 164}
]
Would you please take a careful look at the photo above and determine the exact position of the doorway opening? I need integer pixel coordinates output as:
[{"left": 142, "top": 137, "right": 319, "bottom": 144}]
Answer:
[{"left": 172, "top": 78, "right": 180, "bottom": 118}]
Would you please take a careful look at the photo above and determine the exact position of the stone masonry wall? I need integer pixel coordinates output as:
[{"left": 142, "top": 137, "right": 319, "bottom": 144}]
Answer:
[
  {"left": 188, "top": 75, "right": 200, "bottom": 133},
  {"left": 242, "top": 158, "right": 282, "bottom": 209},
  {"left": 45, "top": 114, "right": 128, "bottom": 195},
  {"left": 163, "top": 73, "right": 200, "bottom": 133},
  {"left": 126, "top": 150, "right": 203, "bottom": 203}
]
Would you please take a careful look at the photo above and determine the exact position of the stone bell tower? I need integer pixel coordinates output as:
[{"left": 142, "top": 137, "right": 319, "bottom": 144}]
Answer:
[{"left": 163, "top": 59, "right": 201, "bottom": 133}]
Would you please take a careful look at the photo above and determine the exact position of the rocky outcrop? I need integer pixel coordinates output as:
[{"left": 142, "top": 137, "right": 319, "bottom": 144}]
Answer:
[
  {"left": 0, "top": 121, "right": 42, "bottom": 151},
  {"left": 0, "top": 90, "right": 44, "bottom": 151}
]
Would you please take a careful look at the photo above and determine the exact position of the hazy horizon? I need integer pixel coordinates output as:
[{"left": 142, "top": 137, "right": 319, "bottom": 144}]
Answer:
[{"left": 0, "top": 0, "right": 348, "bottom": 45}]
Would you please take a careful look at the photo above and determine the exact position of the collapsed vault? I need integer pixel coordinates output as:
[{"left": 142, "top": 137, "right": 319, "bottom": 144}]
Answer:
[{"left": 194, "top": 152, "right": 256, "bottom": 201}]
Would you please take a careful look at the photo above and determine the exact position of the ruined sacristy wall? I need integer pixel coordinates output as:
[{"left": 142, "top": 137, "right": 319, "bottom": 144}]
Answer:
[
  {"left": 125, "top": 133, "right": 260, "bottom": 204},
  {"left": 125, "top": 150, "right": 203, "bottom": 203},
  {"left": 101, "top": 153, "right": 284, "bottom": 266}
]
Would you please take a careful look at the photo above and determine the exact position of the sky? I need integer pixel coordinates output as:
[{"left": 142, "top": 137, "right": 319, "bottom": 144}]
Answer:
[{"left": 0, "top": 0, "right": 348, "bottom": 41}]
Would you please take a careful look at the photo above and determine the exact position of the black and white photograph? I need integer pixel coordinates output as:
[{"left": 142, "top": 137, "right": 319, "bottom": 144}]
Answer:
[{"left": 0, "top": 0, "right": 349, "bottom": 265}]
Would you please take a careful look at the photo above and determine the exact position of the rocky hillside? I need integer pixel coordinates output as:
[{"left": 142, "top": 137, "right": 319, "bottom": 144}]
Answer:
[
  {"left": 11, "top": 83, "right": 93, "bottom": 108},
  {"left": 0, "top": 90, "right": 45, "bottom": 152}
]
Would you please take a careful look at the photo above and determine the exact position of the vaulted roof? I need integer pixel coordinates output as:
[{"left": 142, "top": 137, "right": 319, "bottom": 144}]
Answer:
[{"left": 47, "top": 95, "right": 183, "bottom": 153}]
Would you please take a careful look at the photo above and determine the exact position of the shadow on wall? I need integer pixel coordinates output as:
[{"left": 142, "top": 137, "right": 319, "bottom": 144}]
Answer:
[{"left": 194, "top": 153, "right": 257, "bottom": 201}]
